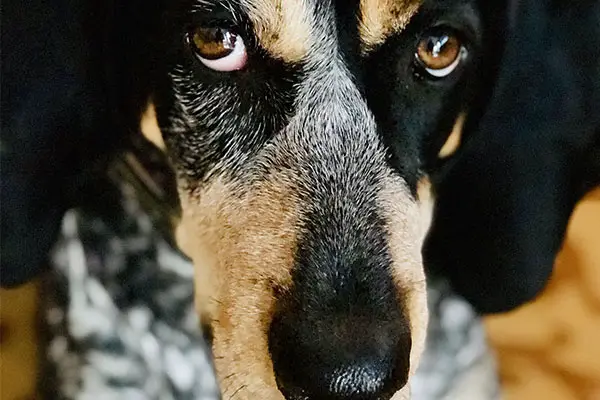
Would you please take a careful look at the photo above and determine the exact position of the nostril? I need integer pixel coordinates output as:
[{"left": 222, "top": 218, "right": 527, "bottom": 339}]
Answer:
[
  {"left": 269, "top": 311, "right": 411, "bottom": 400},
  {"left": 326, "top": 362, "right": 396, "bottom": 397},
  {"left": 276, "top": 362, "right": 402, "bottom": 400}
]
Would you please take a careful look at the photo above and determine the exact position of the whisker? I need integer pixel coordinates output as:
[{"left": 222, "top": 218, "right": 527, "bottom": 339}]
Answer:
[
  {"left": 221, "top": 372, "right": 236, "bottom": 382},
  {"left": 229, "top": 384, "right": 248, "bottom": 399}
]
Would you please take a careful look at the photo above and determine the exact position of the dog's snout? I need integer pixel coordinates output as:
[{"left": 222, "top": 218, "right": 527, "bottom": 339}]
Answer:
[{"left": 269, "top": 309, "right": 411, "bottom": 400}]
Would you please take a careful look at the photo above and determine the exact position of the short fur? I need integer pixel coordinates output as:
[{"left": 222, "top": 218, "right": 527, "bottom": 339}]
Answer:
[
  {"left": 359, "top": 0, "right": 421, "bottom": 52},
  {"left": 2, "top": 0, "right": 599, "bottom": 399}
]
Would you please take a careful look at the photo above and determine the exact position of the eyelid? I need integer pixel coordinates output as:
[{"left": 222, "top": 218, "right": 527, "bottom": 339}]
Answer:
[
  {"left": 426, "top": 19, "right": 478, "bottom": 49},
  {"left": 189, "top": 6, "right": 242, "bottom": 24}
]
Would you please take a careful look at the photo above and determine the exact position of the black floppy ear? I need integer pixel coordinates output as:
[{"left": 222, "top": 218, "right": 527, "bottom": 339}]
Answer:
[
  {"left": 424, "top": 0, "right": 600, "bottom": 314},
  {"left": 1, "top": 0, "right": 118, "bottom": 287},
  {"left": 1, "top": 0, "right": 160, "bottom": 288}
]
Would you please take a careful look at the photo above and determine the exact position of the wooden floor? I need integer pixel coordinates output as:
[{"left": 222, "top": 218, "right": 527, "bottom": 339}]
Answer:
[
  {"left": 486, "top": 188, "right": 600, "bottom": 400},
  {"left": 1, "top": 188, "right": 599, "bottom": 399},
  {"left": 0, "top": 281, "right": 39, "bottom": 400}
]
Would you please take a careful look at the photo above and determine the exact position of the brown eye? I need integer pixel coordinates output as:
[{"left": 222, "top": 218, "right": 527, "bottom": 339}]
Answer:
[
  {"left": 415, "top": 33, "right": 467, "bottom": 78},
  {"left": 188, "top": 27, "right": 247, "bottom": 71},
  {"left": 191, "top": 27, "right": 236, "bottom": 59}
]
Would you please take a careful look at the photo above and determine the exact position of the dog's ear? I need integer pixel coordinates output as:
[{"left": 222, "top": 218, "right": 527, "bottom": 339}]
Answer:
[
  {"left": 424, "top": 0, "right": 600, "bottom": 314},
  {"left": 1, "top": 0, "right": 158, "bottom": 288},
  {"left": 1, "top": 0, "right": 114, "bottom": 287}
]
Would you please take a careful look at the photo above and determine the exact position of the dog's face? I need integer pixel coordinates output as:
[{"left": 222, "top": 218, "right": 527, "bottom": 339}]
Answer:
[{"left": 152, "top": 1, "right": 484, "bottom": 398}]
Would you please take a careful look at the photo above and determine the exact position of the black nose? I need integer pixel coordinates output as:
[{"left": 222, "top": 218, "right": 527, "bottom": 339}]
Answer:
[{"left": 269, "top": 309, "right": 411, "bottom": 400}]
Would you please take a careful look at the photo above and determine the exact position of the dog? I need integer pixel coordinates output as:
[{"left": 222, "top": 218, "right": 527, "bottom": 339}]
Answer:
[{"left": 2, "top": 0, "right": 599, "bottom": 399}]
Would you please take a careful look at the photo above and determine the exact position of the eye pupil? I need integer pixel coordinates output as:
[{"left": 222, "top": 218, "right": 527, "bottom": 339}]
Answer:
[{"left": 191, "top": 27, "right": 238, "bottom": 60}]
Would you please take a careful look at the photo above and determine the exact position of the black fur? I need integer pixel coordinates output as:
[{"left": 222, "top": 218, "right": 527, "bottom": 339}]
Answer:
[
  {"left": 424, "top": 0, "right": 600, "bottom": 314},
  {"left": 153, "top": 0, "right": 300, "bottom": 185},
  {"left": 1, "top": 0, "right": 117, "bottom": 286},
  {"left": 1, "top": 0, "right": 159, "bottom": 287},
  {"left": 365, "top": 0, "right": 485, "bottom": 192}
]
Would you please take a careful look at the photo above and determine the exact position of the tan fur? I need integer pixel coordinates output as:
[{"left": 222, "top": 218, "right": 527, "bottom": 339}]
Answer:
[
  {"left": 391, "top": 385, "right": 412, "bottom": 400},
  {"left": 140, "top": 102, "right": 165, "bottom": 150},
  {"left": 417, "top": 176, "right": 434, "bottom": 238},
  {"left": 359, "top": 0, "right": 422, "bottom": 52},
  {"left": 243, "top": 0, "right": 311, "bottom": 63},
  {"left": 177, "top": 173, "right": 301, "bottom": 399},
  {"left": 378, "top": 174, "right": 430, "bottom": 379},
  {"left": 438, "top": 113, "right": 466, "bottom": 158}
]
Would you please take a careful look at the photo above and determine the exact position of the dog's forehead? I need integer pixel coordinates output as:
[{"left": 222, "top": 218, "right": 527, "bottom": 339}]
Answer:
[
  {"left": 239, "top": 0, "right": 422, "bottom": 62},
  {"left": 359, "top": 0, "right": 422, "bottom": 50}
]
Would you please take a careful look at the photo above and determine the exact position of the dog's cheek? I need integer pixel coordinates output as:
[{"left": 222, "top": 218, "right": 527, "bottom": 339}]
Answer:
[
  {"left": 378, "top": 173, "right": 429, "bottom": 377},
  {"left": 175, "top": 181, "right": 229, "bottom": 326},
  {"left": 175, "top": 174, "right": 299, "bottom": 399}
]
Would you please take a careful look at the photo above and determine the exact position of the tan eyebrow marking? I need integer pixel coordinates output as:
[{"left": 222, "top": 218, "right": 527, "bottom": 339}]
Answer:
[
  {"left": 242, "top": 0, "right": 311, "bottom": 63},
  {"left": 359, "top": 0, "right": 422, "bottom": 52}
]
